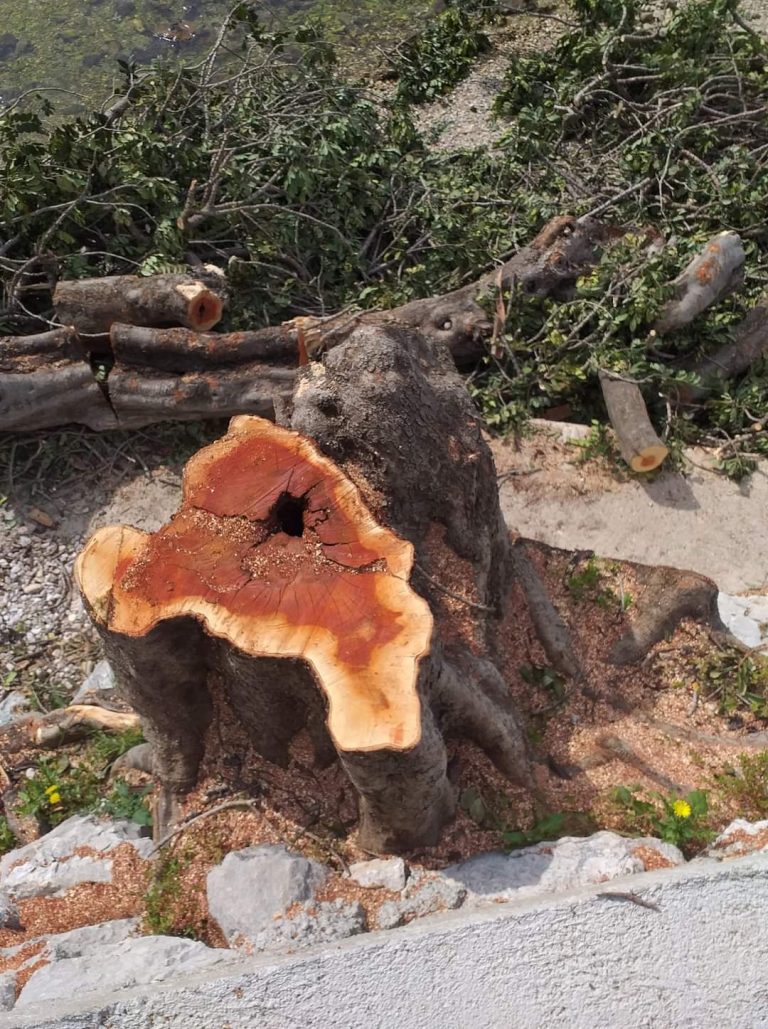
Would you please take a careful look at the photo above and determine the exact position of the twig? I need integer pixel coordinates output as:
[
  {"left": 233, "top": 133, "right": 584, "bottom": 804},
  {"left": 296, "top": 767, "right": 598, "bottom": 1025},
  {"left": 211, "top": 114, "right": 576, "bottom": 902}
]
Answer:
[{"left": 412, "top": 562, "right": 496, "bottom": 613}]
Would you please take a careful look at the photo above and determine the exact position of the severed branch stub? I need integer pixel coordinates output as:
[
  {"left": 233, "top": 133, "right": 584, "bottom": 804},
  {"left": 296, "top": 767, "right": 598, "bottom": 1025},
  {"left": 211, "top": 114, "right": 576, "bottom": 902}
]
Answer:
[
  {"left": 75, "top": 326, "right": 534, "bottom": 853},
  {"left": 598, "top": 369, "right": 668, "bottom": 472},
  {"left": 53, "top": 273, "right": 227, "bottom": 338},
  {"left": 653, "top": 231, "right": 745, "bottom": 336}
]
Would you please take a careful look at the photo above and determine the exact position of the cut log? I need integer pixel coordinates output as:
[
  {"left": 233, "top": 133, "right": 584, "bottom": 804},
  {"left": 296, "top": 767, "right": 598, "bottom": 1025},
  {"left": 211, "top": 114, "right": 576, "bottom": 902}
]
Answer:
[
  {"left": 598, "top": 370, "right": 668, "bottom": 472},
  {"left": 653, "top": 231, "right": 745, "bottom": 336},
  {"left": 76, "top": 326, "right": 533, "bottom": 853},
  {"left": 53, "top": 274, "right": 227, "bottom": 337},
  {"left": 0, "top": 218, "right": 612, "bottom": 432},
  {"left": 680, "top": 300, "right": 768, "bottom": 403},
  {"left": 0, "top": 328, "right": 117, "bottom": 431}
]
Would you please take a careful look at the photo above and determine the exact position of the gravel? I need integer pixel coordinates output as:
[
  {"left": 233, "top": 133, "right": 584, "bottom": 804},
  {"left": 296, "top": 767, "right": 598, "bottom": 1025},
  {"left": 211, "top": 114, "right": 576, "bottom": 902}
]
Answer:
[{"left": 0, "top": 506, "right": 97, "bottom": 704}]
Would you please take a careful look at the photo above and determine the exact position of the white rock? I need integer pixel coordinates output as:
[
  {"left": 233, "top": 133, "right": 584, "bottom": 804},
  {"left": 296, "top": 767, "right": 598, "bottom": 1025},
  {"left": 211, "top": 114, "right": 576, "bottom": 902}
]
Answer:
[
  {"left": 0, "top": 691, "right": 31, "bottom": 725},
  {"left": 0, "top": 972, "right": 15, "bottom": 1011},
  {"left": 440, "top": 831, "right": 684, "bottom": 907},
  {"left": 349, "top": 857, "right": 407, "bottom": 892},
  {"left": 207, "top": 844, "right": 327, "bottom": 945},
  {"left": 0, "top": 815, "right": 153, "bottom": 899},
  {"left": 707, "top": 818, "right": 768, "bottom": 859},
  {"left": 744, "top": 596, "right": 768, "bottom": 626},
  {"left": 717, "top": 592, "right": 749, "bottom": 624},
  {"left": 16, "top": 936, "right": 236, "bottom": 1006},
  {"left": 728, "top": 615, "right": 762, "bottom": 649},
  {"left": 71, "top": 660, "right": 117, "bottom": 707}
]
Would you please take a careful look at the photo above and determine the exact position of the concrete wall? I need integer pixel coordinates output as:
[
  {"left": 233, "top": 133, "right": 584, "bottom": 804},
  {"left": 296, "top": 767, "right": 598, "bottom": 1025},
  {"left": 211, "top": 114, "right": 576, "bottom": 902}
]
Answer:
[{"left": 8, "top": 854, "right": 768, "bottom": 1029}]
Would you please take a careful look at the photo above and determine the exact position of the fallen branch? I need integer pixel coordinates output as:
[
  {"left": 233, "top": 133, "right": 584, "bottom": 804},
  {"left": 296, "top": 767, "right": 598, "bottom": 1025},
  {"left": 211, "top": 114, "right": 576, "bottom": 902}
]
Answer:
[
  {"left": 0, "top": 705, "right": 141, "bottom": 753},
  {"left": 598, "top": 370, "right": 668, "bottom": 472},
  {"left": 653, "top": 231, "right": 745, "bottom": 336},
  {"left": 53, "top": 273, "right": 227, "bottom": 337}
]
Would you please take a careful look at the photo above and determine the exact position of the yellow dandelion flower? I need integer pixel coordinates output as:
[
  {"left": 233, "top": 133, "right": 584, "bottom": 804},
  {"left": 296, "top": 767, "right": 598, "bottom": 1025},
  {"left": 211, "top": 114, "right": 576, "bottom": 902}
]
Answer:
[
  {"left": 47, "top": 791, "right": 62, "bottom": 806},
  {"left": 673, "top": 799, "right": 691, "bottom": 819},
  {"left": 44, "top": 784, "right": 60, "bottom": 797}
]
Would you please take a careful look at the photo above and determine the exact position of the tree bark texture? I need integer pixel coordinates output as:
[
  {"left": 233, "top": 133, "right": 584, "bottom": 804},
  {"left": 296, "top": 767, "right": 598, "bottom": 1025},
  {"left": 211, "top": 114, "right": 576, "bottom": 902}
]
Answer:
[
  {"left": 75, "top": 326, "right": 533, "bottom": 853},
  {"left": 1, "top": 216, "right": 608, "bottom": 433},
  {"left": 53, "top": 273, "right": 227, "bottom": 336},
  {"left": 598, "top": 370, "right": 669, "bottom": 472}
]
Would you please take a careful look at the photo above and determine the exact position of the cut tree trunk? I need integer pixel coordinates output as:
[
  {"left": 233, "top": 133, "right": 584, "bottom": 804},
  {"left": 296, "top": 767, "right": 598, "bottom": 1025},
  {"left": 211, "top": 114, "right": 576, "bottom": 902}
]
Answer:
[
  {"left": 0, "top": 328, "right": 118, "bottom": 431},
  {"left": 53, "top": 273, "right": 227, "bottom": 337},
  {"left": 75, "top": 326, "right": 533, "bottom": 853},
  {"left": 1, "top": 216, "right": 609, "bottom": 432},
  {"left": 598, "top": 369, "right": 668, "bottom": 472}
]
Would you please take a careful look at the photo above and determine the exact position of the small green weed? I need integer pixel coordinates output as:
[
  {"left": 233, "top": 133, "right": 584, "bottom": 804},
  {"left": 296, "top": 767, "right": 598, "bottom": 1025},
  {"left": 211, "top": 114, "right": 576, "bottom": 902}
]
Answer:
[
  {"left": 503, "top": 810, "right": 597, "bottom": 850},
  {"left": 716, "top": 751, "right": 768, "bottom": 820},
  {"left": 571, "top": 422, "right": 623, "bottom": 469},
  {"left": 566, "top": 557, "right": 632, "bottom": 611},
  {"left": 0, "top": 817, "right": 16, "bottom": 856},
  {"left": 99, "top": 779, "right": 153, "bottom": 828},
  {"left": 17, "top": 728, "right": 146, "bottom": 828},
  {"left": 144, "top": 856, "right": 184, "bottom": 936},
  {"left": 612, "top": 786, "right": 714, "bottom": 854},
  {"left": 695, "top": 649, "right": 768, "bottom": 719}
]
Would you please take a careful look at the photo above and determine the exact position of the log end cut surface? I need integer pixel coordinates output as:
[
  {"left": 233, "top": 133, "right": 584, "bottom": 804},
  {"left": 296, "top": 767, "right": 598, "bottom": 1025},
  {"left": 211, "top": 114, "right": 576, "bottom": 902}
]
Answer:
[{"left": 75, "top": 416, "right": 433, "bottom": 752}]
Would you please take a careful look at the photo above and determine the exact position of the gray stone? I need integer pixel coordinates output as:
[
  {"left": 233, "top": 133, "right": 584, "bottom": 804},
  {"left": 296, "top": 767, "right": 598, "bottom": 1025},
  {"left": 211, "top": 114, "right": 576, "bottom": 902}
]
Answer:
[
  {"left": 717, "top": 592, "right": 749, "bottom": 624},
  {"left": 744, "top": 596, "right": 768, "bottom": 626},
  {"left": 376, "top": 872, "right": 466, "bottom": 930},
  {"left": 348, "top": 857, "right": 407, "bottom": 892},
  {"left": 441, "top": 831, "right": 684, "bottom": 907},
  {"left": 0, "top": 893, "right": 20, "bottom": 931},
  {"left": 0, "top": 815, "right": 153, "bottom": 899},
  {"left": 246, "top": 900, "right": 366, "bottom": 953},
  {"left": 0, "top": 972, "right": 15, "bottom": 1011},
  {"left": 70, "top": 660, "right": 116, "bottom": 707},
  {"left": 207, "top": 845, "right": 328, "bottom": 946},
  {"left": 706, "top": 818, "right": 768, "bottom": 859},
  {"left": 16, "top": 936, "right": 236, "bottom": 1006},
  {"left": 0, "top": 691, "right": 30, "bottom": 725},
  {"left": 45, "top": 918, "right": 139, "bottom": 960},
  {"left": 728, "top": 614, "right": 762, "bottom": 649}
]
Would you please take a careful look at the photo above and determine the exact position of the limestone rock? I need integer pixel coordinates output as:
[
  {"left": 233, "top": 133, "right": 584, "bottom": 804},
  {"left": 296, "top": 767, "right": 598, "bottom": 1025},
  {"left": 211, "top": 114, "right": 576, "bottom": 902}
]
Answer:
[
  {"left": 16, "top": 936, "right": 236, "bottom": 1006},
  {"left": 71, "top": 659, "right": 116, "bottom": 707},
  {"left": 251, "top": 900, "right": 367, "bottom": 953},
  {"left": 0, "top": 971, "right": 15, "bottom": 1011},
  {"left": 440, "top": 831, "right": 684, "bottom": 907},
  {"left": 706, "top": 818, "right": 768, "bottom": 859},
  {"left": 376, "top": 872, "right": 466, "bottom": 930},
  {"left": 0, "top": 815, "right": 153, "bottom": 899},
  {"left": 207, "top": 844, "right": 327, "bottom": 945},
  {"left": 348, "top": 857, "right": 407, "bottom": 892},
  {"left": 0, "top": 893, "right": 20, "bottom": 930},
  {"left": 0, "top": 691, "right": 31, "bottom": 725}
]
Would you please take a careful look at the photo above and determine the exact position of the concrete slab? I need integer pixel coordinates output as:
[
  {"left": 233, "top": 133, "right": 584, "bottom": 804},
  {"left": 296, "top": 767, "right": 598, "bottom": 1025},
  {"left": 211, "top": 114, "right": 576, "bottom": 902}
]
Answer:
[{"left": 6, "top": 853, "right": 768, "bottom": 1029}]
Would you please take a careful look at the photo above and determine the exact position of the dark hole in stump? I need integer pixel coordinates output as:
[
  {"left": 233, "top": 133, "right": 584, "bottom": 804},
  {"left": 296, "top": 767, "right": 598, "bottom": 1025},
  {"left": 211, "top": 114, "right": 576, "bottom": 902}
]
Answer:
[{"left": 273, "top": 493, "right": 308, "bottom": 537}]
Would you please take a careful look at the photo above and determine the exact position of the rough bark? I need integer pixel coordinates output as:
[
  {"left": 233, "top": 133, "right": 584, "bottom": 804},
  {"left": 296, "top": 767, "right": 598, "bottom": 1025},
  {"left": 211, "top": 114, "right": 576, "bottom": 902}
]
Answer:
[
  {"left": 653, "top": 231, "right": 745, "bottom": 336},
  {"left": 53, "top": 273, "right": 227, "bottom": 337},
  {"left": 75, "top": 326, "right": 533, "bottom": 853},
  {"left": 1, "top": 217, "right": 608, "bottom": 432},
  {"left": 598, "top": 370, "right": 668, "bottom": 472},
  {"left": 680, "top": 300, "right": 768, "bottom": 402},
  {"left": 0, "top": 328, "right": 118, "bottom": 431}
]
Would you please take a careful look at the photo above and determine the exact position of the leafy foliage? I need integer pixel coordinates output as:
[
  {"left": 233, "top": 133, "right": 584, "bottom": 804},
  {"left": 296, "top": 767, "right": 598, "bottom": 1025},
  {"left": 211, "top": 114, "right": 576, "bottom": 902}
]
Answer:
[
  {"left": 0, "top": 817, "right": 16, "bottom": 856},
  {"left": 392, "top": 0, "right": 494, "bottom": 103},
  {"left": 612, "top": 785, "right": 714, "bottom": 853},
  {"left": 503, "top": 810, "right": 597, "bottom": 849},
  {"left": 716, "top": 751, "right": 768, "bottom": 819},
  {"left": 17, "top": 728, "right": 146, "bottom": 828},
  {"left": 472, "top": 0, "right": 768, "bottom": 464},
  {"left": 0, "top": 6, "right": 524, "bottom": 335},
  {"left": 695, "top": 647, "right": 768, "bottom": 720}
]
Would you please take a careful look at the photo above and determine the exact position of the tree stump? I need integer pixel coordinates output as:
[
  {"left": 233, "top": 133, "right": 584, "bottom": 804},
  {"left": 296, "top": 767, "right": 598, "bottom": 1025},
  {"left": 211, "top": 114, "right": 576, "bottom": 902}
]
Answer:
[{"left": 76, "top": 326, "right": 532, "bottom": 853}]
